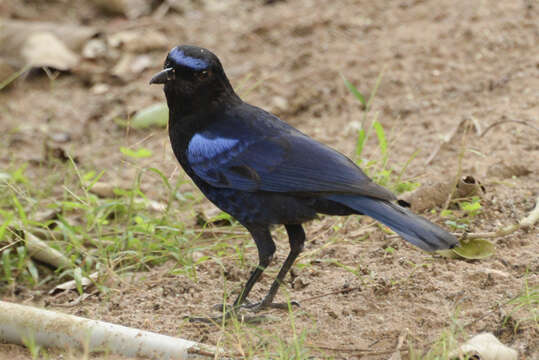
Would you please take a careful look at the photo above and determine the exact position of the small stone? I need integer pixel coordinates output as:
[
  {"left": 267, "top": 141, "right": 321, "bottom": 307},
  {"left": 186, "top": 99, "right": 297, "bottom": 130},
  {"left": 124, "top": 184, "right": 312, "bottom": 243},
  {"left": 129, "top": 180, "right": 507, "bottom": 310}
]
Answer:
[
  {"left": 272, "top": 96, "right": 288, "bottom": 111},
  {"left": 328, "top": 310, "right": 338, "bottom": 319}
]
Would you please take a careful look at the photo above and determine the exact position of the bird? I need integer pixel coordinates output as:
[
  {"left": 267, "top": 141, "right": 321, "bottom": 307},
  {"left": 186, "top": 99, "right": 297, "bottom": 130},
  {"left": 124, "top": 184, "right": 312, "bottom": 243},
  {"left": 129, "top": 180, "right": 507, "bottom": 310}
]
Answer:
[{"left": 150, "top": 45, "right": 458, "bottom": 315}]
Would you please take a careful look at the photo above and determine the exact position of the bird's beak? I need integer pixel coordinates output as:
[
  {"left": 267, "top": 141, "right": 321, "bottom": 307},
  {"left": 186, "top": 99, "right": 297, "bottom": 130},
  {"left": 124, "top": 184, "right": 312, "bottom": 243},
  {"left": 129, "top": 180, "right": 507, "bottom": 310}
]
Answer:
[{"left": 149, "top": 67, "right": 175, "bottom": 85}]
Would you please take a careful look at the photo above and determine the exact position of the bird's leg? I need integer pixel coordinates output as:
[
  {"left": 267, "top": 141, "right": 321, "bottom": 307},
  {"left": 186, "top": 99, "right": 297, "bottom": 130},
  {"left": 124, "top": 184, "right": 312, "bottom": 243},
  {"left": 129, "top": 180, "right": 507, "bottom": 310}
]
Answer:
[
  {"left": 210, "top": 225, "right": 275, "bottom": 314},
  {"left": 244, "top": 224, "right": 305, "bottom": 312}
]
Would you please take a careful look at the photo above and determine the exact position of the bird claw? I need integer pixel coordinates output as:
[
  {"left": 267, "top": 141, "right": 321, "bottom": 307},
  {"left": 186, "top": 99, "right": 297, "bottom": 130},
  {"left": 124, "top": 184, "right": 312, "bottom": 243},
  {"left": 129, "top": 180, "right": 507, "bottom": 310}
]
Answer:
[
  {"left": 240, "top": 300, "right": 300, "bottom": 313},
  {"left": 193, "top": 299, "right": 299, "bottom": 324},
  {"left": 185, "top": 310, "right": 268, "bottom": 324},
  {"left": 211, "top": 300, "right": 254, "bottom": 313}
]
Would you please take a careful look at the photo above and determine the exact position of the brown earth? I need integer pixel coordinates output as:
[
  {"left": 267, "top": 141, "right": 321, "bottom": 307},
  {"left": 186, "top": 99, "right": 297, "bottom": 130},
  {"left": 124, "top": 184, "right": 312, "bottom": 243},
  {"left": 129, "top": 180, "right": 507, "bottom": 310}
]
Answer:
[{"left": 0, "top": 0, "right": 537, "bottom": 359}]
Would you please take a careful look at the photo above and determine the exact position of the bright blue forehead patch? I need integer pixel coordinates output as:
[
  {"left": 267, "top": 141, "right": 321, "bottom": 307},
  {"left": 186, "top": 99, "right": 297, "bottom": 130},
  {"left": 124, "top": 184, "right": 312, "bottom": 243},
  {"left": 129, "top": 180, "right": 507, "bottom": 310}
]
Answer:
[{"left": 169, "top": 48, "right": 208, "bottom": 70}]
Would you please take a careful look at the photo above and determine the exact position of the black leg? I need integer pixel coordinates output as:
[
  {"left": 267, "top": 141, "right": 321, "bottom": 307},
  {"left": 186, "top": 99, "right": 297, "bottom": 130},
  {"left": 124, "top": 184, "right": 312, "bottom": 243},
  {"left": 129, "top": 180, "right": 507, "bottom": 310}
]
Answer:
[
  {"left": 250, "top": 224, "right": 305, "bottom": 310},
  {"left": 191, "top": 224, "right": 303, "bottom": 322},
  {"left": 232, "top": 224, "right": 275, "bottom": 307},
  {"left": 190, "top": 224, "right": 275, "bottom": 323}
]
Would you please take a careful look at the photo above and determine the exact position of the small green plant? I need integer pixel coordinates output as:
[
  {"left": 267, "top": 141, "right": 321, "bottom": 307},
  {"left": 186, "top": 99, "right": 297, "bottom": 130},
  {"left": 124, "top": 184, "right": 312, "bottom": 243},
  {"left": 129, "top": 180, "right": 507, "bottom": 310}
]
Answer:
[
  {"left": 323, "top": 258, "right": 364, "bottom": 278},
  {"left": 120, "top": 146, "right": 153, "bottom": 158},
  {"left": 440, "top": 196, "right": 483, "bottom": 231},
  {"left": 0, "top": 153, "right": 245, "bottom": 290},
  {"left": 343, "top": 74, "right": 420, "bottom": 195},
  {"left": 21, "top": 333, "right": 42, "bottom": 359},
  {"left": 409, "top": 310, "right": 467, "bottom": 360},
  {"left": 504, "top": 276, "right": 538, "bottom": 332},
  {"left": 384, "top": 246, "right": 396, "bottom": 254},
  {"left": 459, "top": 196, "right": 482, "bottom": 217}
]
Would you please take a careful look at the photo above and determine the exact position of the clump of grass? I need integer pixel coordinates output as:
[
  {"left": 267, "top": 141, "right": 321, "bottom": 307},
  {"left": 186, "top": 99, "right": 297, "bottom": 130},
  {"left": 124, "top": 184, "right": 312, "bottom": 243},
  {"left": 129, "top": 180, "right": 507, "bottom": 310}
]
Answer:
[
  {"left": 439, "top": 195, "right": 483, "bottom": 231},
  {"left": 343, "top": 73, "right": 420, "bottom": 195},
  {"left": 408, "top": 310, "right": 467, "bottom": 360},
  {"left": 213, "top": 294, "right": 314, "bottom": 359},
  {"left": 503, "top": 276, "right": 538, "bottom": 332},
  {"left": 0, "top": 150, "right": 248, "bottom": 291}
]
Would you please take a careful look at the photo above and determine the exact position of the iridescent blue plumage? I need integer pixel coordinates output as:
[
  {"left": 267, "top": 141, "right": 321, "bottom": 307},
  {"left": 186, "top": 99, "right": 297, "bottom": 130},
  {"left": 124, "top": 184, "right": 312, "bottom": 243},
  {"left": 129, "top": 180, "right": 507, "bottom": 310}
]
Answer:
[
  {"left": 188, "top": 133, "right": 241, "bottom": 164},
  {"left": 186, "top": 103, "right": 397, "bottom": 198},
  {"left": 169, "top": 47, "right": 208, "bottom": 70}
]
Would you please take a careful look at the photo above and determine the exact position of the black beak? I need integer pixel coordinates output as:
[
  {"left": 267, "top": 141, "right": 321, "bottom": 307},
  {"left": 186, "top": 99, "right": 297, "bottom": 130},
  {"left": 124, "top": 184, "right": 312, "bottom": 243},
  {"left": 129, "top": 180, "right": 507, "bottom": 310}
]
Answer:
[{"left": 149, "top": 67, "right": 175, "bottom": 85}]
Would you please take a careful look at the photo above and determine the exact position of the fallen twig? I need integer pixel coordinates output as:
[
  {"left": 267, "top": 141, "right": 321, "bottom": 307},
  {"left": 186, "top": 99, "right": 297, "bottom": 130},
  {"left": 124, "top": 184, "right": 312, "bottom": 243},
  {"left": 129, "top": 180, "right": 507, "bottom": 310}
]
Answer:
[
  {"left": 23, "top": 231, "right": 72, "bottom": 269},
  {"left": 300, "top": 286, "right": 362, "bottom": 303},
  {"left": 480, "top": 119, "right": 539, "bottom": 138},
  {"left": 50, "top": 292, "right": 95, "bottom": 308},
  {"left": 456, "top": 195, "right": 539, "bottom": 240},
  {"left": 426, "top": 117, "right": 479, "bottom": 165},
  {"left": 306, "top": 343, "right": 409, "bottom": 355},
  {"left": 388, "top": 330, "right": 408, "bottom": 360}
]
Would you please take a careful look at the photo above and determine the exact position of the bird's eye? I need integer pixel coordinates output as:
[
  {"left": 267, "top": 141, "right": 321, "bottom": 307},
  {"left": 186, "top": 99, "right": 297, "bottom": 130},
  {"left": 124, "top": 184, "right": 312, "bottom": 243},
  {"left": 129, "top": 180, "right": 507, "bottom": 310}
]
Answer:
[{"left": 197, "top": 70, "right": 209, "bottom": 80}]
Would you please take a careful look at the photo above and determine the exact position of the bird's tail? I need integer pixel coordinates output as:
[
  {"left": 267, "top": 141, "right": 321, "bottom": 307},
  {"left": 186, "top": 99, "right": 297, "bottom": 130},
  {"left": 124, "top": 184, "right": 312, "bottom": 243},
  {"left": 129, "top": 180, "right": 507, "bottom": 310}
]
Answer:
[{"left": 326, "top": 194, "right": 458, "bottom": 251}]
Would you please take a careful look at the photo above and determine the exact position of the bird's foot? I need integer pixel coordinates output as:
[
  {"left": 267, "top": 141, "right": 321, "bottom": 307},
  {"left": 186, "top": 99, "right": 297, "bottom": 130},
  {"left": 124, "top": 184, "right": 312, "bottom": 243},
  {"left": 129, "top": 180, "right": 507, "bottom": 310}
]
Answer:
[
  {"left": 240, "top": 299, "right": 300, "bottom": 313},
  {"left": 185, "top": 307, "right": 269, "bottom": 324},
  {"left": 187, "top": 299, "right": 299, "bottom": 323},
  {"left": 211, "top": 300, "right": 254, "bottom": 313}
]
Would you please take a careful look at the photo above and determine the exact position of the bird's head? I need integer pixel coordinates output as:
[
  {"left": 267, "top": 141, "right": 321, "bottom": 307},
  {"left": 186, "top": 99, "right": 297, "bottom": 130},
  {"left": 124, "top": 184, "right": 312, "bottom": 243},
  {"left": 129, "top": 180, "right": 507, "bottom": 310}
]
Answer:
[{"left": 150, "top": 45, "right": 239, "bottom": 114}]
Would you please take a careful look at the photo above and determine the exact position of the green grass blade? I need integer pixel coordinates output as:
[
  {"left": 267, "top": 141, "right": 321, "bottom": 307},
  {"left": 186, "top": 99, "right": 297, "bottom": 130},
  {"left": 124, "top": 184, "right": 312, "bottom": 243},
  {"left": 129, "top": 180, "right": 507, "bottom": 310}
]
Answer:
[
  {"left": 11, "top": 195, "right": 27, "bottom": 224},
  {"left": 2, "top": 249, "right": 12, "bottom": 284},
  {"left": 0, "top": 212, "right": 13, "bottom": 241},
  {"left": 0, "top": 65, "right": 31, "bottom": 91},
  {"left": 147, "top": 168, "right": 171, "bottom": 191},
  {"left": 366, "top": 66, "right": 385, "bottom": 112},
  {"left": 373, "top": 121, "right": 387, "bottom": 157},
  {"left": 356, "top": 129, "right": 367, "bottom": 158},
  {"left": 341, "top": 75, "right": 366, "bottom": 108},
  {"left": 395, "top": 149, "right": 420, "bottom": 185}
]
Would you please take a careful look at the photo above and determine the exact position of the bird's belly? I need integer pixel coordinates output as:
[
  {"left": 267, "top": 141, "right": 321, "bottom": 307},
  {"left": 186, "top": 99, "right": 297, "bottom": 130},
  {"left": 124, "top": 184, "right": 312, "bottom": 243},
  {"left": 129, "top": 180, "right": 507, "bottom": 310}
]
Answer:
[{"left": 195, "top": 182, "right": 317, "bottom": 225}]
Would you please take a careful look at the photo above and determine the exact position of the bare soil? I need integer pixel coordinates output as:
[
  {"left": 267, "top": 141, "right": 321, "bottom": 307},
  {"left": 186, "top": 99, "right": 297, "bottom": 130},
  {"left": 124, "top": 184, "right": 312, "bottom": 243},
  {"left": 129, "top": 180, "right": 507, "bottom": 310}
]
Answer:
[{"left": 0, "top": 0, "right": 537, "bottom": 359}]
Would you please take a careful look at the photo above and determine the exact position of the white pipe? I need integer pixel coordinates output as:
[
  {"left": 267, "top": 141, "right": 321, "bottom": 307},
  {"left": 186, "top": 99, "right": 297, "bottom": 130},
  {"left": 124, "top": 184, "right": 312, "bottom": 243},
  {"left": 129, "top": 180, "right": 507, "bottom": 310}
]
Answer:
[{"left": 0, "top": 301, "right": 217, "bottom": 359}]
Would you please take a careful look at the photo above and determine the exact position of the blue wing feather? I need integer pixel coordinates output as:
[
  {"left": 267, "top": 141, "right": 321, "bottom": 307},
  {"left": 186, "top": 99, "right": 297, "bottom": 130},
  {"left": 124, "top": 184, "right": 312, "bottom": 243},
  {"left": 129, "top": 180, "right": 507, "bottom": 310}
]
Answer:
[{"left": 187, "top": 105, "right": 395, "bottom": 201}]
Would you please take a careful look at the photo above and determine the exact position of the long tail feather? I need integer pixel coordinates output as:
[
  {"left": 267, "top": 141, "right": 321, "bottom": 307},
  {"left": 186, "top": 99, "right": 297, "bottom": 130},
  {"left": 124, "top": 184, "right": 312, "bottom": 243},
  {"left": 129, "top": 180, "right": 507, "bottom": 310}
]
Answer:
[{"left": 326, "top": 194, "right": 458, "bottom": 251}]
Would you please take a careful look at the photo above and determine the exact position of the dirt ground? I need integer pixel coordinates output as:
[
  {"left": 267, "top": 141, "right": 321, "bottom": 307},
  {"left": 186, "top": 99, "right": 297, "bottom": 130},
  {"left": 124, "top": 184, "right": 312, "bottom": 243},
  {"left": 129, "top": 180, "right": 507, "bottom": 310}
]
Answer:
[{"left": 0, "top": 0, "right": 537, "bottom": 359}]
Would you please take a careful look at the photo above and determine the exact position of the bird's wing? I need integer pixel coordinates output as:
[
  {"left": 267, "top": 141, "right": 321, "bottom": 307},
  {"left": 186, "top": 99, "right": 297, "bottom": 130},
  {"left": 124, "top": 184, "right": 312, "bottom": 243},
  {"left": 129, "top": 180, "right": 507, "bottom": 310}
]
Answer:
[{"left": 187, "top": 126, "right": 396, "bottom": 201}]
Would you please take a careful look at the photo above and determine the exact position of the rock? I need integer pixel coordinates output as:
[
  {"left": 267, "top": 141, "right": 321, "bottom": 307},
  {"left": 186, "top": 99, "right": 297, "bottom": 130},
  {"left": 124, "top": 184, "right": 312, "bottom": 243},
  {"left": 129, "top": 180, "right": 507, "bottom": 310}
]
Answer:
[
  {"left": 92, "top": 0, "right": 152, "bottom": 19},
  {"left": 82, "top": 38, "right": 108, "bottom": 60},
  {"left": 22, "top": 33, "right": 79, "bottom": 70},
  {"left": 486, "top": 161, "right": 531, "bottom": 179},
  {"left": 449, "top": 333, "right": 517, "bottom": 360},
  {"left": 108, "top": 30, "right": 168, "bottom": 53}
]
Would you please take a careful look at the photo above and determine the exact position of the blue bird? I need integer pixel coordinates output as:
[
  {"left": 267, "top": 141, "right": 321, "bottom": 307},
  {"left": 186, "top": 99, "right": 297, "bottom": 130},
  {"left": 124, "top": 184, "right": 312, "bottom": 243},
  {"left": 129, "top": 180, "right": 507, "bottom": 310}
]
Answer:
[{"left": 150, "top": 45, "right": 458, "bottom": 315}]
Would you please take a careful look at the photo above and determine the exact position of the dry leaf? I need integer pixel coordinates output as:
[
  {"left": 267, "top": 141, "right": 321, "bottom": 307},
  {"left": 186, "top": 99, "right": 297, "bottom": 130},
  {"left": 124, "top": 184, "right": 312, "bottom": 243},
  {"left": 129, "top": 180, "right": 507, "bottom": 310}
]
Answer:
[
  {"left": 33, "top": 209, "right": 60, "bottom": 223},
  {"left": 131, "top": 103, "right": 168, "bottom": 129},
  {"left": 196, "top": 206, "right": 231, "bottom": 227},
  {"left": 89, "top": 182, "right": 123, "bottom": 198},
  {"left": 133, "top": 198, "right": 167, "bottom": 212},
  {"left": 49, "top": 272, "right": 99, "bottom": 295},
  {"left": 451, "top": 238, "right": 494, "bottom": 260}
]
